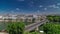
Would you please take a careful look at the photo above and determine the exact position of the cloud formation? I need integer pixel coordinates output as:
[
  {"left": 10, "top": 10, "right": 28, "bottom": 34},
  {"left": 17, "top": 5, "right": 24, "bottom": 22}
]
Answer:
[
  {"left": 39, "top": 5, "right": 43, "bottom": 7},
  {"left": 44, "top": 8, "right": 47, "bottom": 10},
  {"left": 48, "top": 5, "right": 59, "bottom": 8},
  {"left": 57, "top": 3, "right": 60, "bottom": 5},
  {"left": 16, "top": 8, "right": 20, "bottom": 11}
]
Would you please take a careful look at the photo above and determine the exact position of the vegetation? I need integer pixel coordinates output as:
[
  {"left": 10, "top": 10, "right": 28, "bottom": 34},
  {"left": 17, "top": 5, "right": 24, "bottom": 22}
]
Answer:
[
  {"left": 6, "top": 22, "right": 40, "bottom": 34},
  {"left": 24, "top": 31, "right": 40, "bottom": 34},
  {"left": 47, "top": 15, "right": 60, "bottom": 22},
  {"left": 42, "top": 23, "right": 60, "bottom": 34},
  {"left": 1, "top": 15, "right": 60, "bottom": 34},
  {"left": 6, "top": 22, "right": 25, "bottom": 34},
  {"left": 38, "top": 15, "right": 60, "bottom": 34},
  {"left": 39, "top": 15, "right": 60, "bottom": 34}
]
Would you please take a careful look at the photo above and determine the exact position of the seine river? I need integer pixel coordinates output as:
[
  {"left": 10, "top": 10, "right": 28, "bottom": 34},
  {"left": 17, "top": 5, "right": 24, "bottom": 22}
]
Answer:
[{"left": 0, "top": 22, "right": 8, "bottom": 31}]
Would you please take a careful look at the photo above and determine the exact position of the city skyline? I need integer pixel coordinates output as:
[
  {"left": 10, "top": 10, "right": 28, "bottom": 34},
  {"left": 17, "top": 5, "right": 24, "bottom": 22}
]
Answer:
[{"left": 0, "top": 0, "right": 60, "bottom": 14}]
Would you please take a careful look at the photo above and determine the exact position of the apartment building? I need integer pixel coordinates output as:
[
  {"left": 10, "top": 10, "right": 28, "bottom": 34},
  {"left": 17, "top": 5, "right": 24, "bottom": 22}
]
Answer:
[
  {"left": 0, "top": 14, "right": 45, "bottom": 22},
  {"left": 33, "top": 15, "right": 41, "bottom": 22},
  {"left": 25, "top": 15, "right": 33, "bottom": 23},
  {"left": 0, "top": 16, "right": 3, "bottom": 22},
  {"left": 2, "top": 14, "right": 17, "bottom": 22},
  {"left": 16, "top": 15, "right": 26, "bottom": 22}
]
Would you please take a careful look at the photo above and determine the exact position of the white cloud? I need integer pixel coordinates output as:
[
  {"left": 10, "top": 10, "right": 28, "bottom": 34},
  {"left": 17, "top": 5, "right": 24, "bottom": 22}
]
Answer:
[
  {"left": 53, "top": 6, "right": 59, "bottom": 8},
  {"left": 48, "top": 5, "right": 59, "bottom": 9},
  {"left": 39, "top": 5, "right": 43, "bottom": 7},
  {"left": 11, "top": 10, "right": 14, "bottom": 13},
  {"left": 44, "top": 8, "right": 47, "bottom": 10},
  {"left": 57, "top": 3, "right": 60, "bottom": 5},
  {"left": 16, "top": 8, "right": 20, "bottom": 10},
  {"left": 48, "top": 5, "right": 55, "bottom": 7}
]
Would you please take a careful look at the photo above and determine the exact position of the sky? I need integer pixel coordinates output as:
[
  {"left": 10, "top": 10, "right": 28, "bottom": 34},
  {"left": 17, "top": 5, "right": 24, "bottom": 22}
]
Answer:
[{"left": 0, "top": 0, "right": 60, "bottom": 14}]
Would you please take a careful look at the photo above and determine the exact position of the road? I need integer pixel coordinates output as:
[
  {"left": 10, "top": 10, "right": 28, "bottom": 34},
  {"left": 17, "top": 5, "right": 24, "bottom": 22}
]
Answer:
[{"left": 25, "top": 19, "right": 47, "bottom": 31}]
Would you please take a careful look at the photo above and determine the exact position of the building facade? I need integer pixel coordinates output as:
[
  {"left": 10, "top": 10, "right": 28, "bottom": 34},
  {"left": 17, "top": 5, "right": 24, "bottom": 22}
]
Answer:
[{"left": 0, "top": 14, "right": 46, "bottom": 22}]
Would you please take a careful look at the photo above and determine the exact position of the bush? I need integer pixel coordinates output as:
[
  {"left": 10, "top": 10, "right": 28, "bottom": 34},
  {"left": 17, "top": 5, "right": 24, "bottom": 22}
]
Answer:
[
  {"left": 30, "top": 32, "right": 39, "bottom": 34},
  {"left": 24, "top": 31, "right": 39, "bottom": 34},
  {"left": 6, "top": 22, "right": 25, "bottom": 34}
]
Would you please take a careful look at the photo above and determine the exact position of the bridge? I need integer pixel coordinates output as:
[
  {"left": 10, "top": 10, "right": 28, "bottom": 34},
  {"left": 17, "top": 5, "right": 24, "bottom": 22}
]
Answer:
[{"left": 25, "top": 19, "right": 47, "bottom": 31}]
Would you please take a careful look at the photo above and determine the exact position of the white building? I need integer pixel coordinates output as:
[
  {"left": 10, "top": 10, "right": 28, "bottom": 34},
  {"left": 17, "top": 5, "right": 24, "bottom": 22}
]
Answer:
[{"left": 0, "top": 16, "right": 3, "bottom": 22}]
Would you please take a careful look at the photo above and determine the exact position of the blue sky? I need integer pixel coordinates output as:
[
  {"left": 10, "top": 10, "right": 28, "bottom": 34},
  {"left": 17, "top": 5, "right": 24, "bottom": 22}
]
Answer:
[{"left": 0, "top": 0, "right": 60, "bottom": 14}]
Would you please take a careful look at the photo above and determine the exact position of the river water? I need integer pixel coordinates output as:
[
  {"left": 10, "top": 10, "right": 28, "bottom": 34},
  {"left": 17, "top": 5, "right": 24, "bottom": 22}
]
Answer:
[{"left": 0, "top": 22, "right": 8, "bottom": 31}]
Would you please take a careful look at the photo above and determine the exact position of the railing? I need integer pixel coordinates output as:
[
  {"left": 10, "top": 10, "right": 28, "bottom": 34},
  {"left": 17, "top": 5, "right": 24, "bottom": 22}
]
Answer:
[{"left": 25, "top": 19, "right": 47, "bottom": 31}]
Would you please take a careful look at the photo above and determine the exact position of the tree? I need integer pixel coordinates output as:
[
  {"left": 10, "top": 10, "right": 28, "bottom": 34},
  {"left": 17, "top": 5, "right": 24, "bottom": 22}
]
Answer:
[
  {"left": 6, "top": 22, "right": 25, "bottom": 34},
  {"left": 43, "top": 23, "right": 60, "bottom": 34},
  {"left": 47, "top": 15, "right": 60, "bottom": 22},
  {"left": 32, "top": 18, "right": 35, "bottom": 23}
]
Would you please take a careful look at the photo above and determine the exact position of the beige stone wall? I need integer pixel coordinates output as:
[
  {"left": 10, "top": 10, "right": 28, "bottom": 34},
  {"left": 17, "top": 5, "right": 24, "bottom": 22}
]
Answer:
[{"left": 0, "top": 32, "right": 8, "bottom": 34}]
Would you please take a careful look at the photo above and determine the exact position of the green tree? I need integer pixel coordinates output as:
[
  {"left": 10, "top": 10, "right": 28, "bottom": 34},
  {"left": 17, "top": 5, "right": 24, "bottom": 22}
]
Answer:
[
  {"left": 32, "top": 18, "right": 35, "bottom": 23},
  {"left": 43, "top": 23, "right": 60, "bottom": 34},
  {"left": 47, "top": 15, "right": 60, "bottom": 22},
  {"left": 6, "top": 22, "right": 25, "bottom": 34}
]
